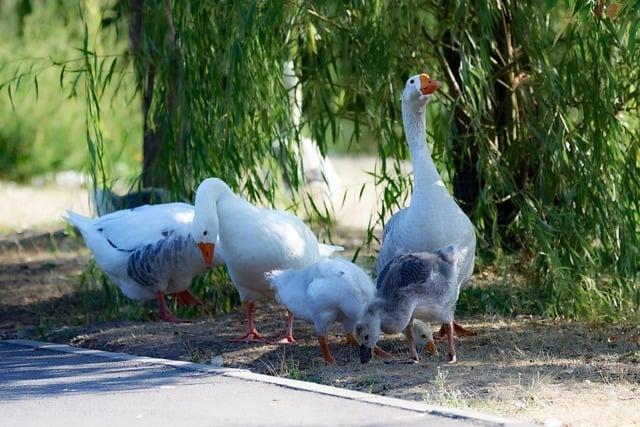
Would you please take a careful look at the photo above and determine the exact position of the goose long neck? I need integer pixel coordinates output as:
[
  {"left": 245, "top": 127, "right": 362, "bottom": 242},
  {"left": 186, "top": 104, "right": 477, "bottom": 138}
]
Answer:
[
  {"left": 402, "top": 102, "right": 442, "bottom": 205},
  {"left": 194, "top": 178, "right": 232, "bottom": 218}
]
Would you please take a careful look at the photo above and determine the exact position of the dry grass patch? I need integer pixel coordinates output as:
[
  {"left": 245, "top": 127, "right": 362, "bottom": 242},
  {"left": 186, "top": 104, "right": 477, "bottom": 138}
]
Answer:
[{"left": 1, "top": 230, "right": 639, "bottom": 426}]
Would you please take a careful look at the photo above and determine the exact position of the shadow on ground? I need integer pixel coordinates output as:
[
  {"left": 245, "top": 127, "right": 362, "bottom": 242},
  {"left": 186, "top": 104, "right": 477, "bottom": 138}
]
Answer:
[
  {"left": 1, "top": 230, "right": 639, "bottom": 426},
  {"left": 0, "top": 343, "right": 212, "bottom": 401}
]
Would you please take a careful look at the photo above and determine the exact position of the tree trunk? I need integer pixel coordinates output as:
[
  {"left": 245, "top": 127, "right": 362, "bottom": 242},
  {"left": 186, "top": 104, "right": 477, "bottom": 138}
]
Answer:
[
  {"left": 440, "top": 29, "right": 480, "bottom": 216},
  {"left": 128, "top": 0, "right": 165, "bottom": 187}
]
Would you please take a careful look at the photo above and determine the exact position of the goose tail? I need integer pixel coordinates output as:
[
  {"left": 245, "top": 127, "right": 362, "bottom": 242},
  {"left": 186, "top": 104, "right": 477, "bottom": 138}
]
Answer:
[
  {"left": 318, "top": 243, "right": 344, "bottom": 259},
  {"left": 65, "top": 210, "right": 129, "bottom": 274}
]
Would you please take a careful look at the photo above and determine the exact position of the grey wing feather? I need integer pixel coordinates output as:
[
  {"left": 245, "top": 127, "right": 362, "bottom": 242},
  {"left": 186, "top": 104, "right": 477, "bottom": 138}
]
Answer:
[
  {"left": 126, "top": 234, "right": 191, "bottom": 289},
  {"left": 397, "top": 254, "right": 430, "bottom": 285},
  {"left": 376, "top": 258, "right": 392, "bottom": 289},
  {"left": 381, "top": 253, "right": 452, "bottom": 289}
]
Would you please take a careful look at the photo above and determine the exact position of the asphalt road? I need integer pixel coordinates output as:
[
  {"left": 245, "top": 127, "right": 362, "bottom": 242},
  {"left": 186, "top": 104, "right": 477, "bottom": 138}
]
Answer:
[{"left": 0, "top": 340, "right": 530, "bottom": 427}]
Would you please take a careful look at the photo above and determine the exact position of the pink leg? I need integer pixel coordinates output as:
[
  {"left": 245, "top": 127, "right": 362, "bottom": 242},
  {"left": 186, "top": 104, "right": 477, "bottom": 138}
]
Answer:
[
  {"left": 436, "top": 320, "right": 475, "bottom": 339},
  {"left": 230, "top": 301, "right": 264, "bottom": 342},
  {"left": 443, "top": 322, "right": 457, "bottom": 364},
  {"left": 173, "top": 290, "right": 204, "bottom": 307},
  {"left": 453, "top": 320, "right": 475, "bottom": 336},
  {"left": 156, "top": 291, "right": 186, "bottom": 323},
  {"left": 273, "top": 311, "right": 296, "bottom": 344}
]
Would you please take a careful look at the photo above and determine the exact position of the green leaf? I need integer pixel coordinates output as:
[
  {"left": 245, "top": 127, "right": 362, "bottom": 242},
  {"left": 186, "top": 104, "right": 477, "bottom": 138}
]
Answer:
[{"left": 7, "top": 85, "right": 15, "bottom": 110}]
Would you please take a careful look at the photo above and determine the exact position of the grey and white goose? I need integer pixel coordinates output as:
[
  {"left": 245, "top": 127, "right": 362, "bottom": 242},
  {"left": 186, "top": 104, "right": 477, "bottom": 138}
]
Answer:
[
  {"left": 66, "top": 179, "right": 223, "bottom": 323},
  {"left": 355, "top": 246, "right": 462, "bottom": 364}
]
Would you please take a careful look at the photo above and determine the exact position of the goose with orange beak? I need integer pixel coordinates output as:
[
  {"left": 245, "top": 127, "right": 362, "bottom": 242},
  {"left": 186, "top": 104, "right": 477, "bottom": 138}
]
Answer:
[
  {"left": 66, "top": 178, "right": 223, "bottom": 323},
  {"left": 375, "top": 72, "right": 476, "bottom": 339},
  {"left": 418, "top": 73, "right": 441, "bottom": 96}
]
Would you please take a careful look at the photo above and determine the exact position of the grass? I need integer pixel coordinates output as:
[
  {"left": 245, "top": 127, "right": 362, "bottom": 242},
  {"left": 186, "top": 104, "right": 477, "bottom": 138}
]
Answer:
[
  {"left": 420, "top": 365, "right": 554, "bottom": 418},
  {"left": 625, "top": 351, "right": 640, "bottom": 365},
  {"left": 75, "top": 259, "right": 152, "bottom": 323},
  {"left": 423, "top": 367, "right": 471, "bottom": 409},
  {"left": 261, "top": 347, "right": 308, "bottom": 381},
  {"left": 181, "top": 333, "right": 216, "bottom": 364}
]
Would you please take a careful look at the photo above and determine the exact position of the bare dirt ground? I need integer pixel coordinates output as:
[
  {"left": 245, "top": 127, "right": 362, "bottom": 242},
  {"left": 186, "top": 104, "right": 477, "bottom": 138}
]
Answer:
[
  {"left": 1, "top": 229, "right": 639, "bottom": 427},
  {"left": 1, "top": 178, "right": 640, "bottom": 426}
]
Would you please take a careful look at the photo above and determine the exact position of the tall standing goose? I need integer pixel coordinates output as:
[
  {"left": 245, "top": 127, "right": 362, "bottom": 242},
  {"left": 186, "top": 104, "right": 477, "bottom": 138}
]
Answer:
[
  {"left": 66, "top": 179, "right": 222, "bottom": 323},
  {"left": 376, "top": 73, "right": 476, "bottom": 336},
  {"left": 204, "top": 178, "right": 342, "bottom": 342}
]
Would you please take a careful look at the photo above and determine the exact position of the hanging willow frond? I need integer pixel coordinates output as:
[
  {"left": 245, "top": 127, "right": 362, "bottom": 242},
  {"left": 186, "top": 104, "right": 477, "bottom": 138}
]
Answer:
[
  {"left": 1, "top": 0, "right": 638, "bottom": 319},
  {"left": 83, "top": 0, "right": 640, "bottom": 319}
]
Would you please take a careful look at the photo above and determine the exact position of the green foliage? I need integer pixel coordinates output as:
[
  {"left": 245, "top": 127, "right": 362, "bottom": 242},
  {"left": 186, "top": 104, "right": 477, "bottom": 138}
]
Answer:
[
  {"left": 189, "top": 267, "right": 241, "bottom": 315},
  {"left": 0, "top": 0, "right": 140, "bottom": 182},
  {"left": 3, "top": 1, "right": 640, "bottom": 320},
  {"left": 459, "top": 1, "right": 640, "bottom": 319}
]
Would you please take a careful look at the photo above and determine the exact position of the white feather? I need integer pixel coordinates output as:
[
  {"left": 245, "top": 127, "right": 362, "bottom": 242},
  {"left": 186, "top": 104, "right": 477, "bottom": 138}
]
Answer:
[
  {"left": 268, "top": 258, "right": 375, "bottom": 336},
  {"left": 215, "top": 186, "right": 341, "bottom": 303},
  {"left": 376, "top": 73, "right": 476, "bottom": 292}
]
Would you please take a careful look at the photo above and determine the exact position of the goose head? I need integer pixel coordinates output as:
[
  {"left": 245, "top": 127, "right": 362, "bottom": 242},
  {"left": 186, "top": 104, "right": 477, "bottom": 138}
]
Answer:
[
  {"left": 192, "top": 178, "right": 229, "bottom": 268},
  {"left": 402, "top": 73, "right": 441, "bottom": 109},
  {"left": 409, "top": 319, "right": 438, "bottom": 356},
  {"left": 353, "top": 305, "right": 382, "bottom": 364}
]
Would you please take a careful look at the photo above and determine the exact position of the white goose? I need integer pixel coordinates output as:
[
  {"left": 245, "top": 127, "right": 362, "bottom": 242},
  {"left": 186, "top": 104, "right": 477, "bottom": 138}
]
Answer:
[
  {"left": 202, "top": 178, "right": 343, "bottom": 342},
  {"left": 267, "top": 258, "right": 389, "bottom": 364},
  {"left": 376, "top": 73, "right": 476, "bottom": 336},
  {"left": 66, "top": 179, "right": 222, "bottom": 323}
]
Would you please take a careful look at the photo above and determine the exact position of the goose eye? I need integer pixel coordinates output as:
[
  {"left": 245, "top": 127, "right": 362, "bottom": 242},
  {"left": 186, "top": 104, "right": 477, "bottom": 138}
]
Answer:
[
  {"left": 364, "top": 334, "right": 369, "bottom": 341},
  {"left": 409, "top": 79, "right": 415, "bottom": 84},
  {"left": 203, "top": 230, "right": 208, "bottom": 236},
  {"left": 421, "top": 334, "right": 427, "bottom": 338}
]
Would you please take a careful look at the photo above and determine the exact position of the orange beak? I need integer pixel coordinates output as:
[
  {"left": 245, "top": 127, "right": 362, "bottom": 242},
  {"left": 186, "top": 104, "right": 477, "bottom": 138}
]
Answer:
[
  {"left": 425, "top": 340, "right": 438, "bottom": 355},
  {"left": 197, "top": 242, "right": 215, "bottom": 268},
  {"left": 419, "top": 73, "right": 441, "bottom": 95}
]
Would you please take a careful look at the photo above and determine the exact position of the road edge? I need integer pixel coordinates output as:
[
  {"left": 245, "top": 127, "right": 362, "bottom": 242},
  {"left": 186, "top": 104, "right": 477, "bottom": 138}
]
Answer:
[{"left": 4, "top": 339, "right": 532, "bottom": 427}]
